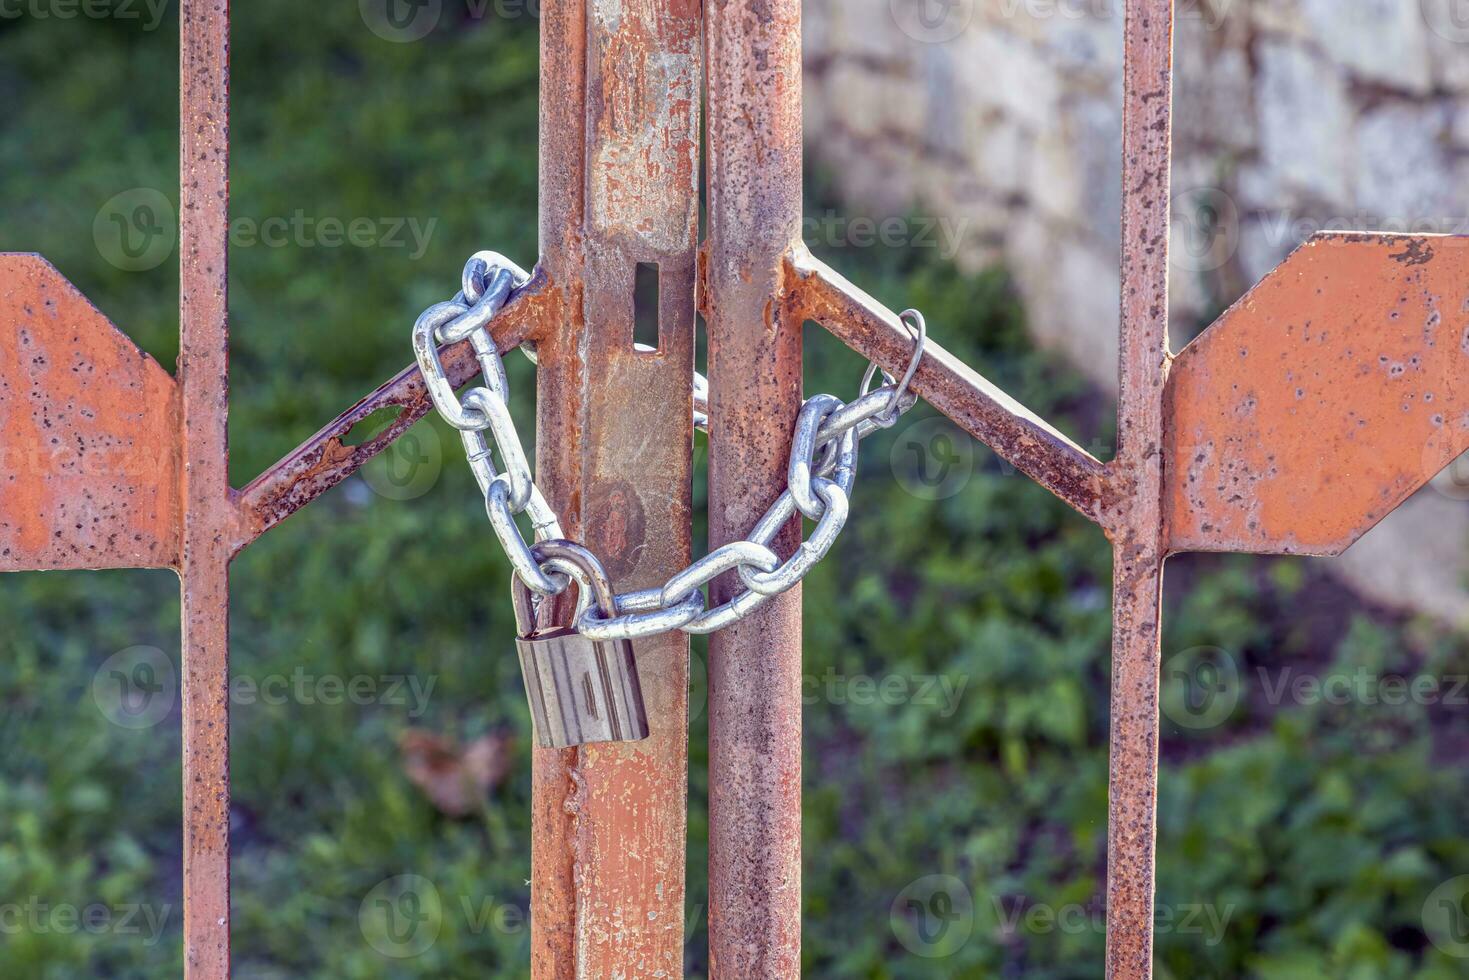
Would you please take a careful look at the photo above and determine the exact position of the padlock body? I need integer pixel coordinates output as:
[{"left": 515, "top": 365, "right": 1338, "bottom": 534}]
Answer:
[{"left": 516, "top": 628, "right": 650, "bottom": 748}]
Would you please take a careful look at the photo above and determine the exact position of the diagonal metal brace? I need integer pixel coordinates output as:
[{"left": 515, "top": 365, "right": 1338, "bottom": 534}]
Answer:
[
  {"left": 787, "top": 247, "right": 1114, "bottom": 525},
  {"left": 232, "top": 270, "right": 552, "bottom": 553}
]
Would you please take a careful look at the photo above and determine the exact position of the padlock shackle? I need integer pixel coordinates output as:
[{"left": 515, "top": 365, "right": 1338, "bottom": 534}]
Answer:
[{"left": 512, "top": 539, "right": 620, "bottom": 635}]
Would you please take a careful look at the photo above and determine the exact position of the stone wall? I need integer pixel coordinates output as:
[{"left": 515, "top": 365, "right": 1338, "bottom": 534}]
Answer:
[{"left": 804, "top": 0, "right": 1469, "bottom": 622}]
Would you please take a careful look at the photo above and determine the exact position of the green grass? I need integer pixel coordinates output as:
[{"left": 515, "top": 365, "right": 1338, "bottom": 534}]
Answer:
[{"left": 2, "top": 3, "right": 1468, "bottom": 977}]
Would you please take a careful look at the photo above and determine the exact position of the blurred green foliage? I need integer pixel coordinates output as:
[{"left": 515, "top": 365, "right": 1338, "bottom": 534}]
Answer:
[{"left": 1, "top": 3, "right": 1467, "bottom": 977}]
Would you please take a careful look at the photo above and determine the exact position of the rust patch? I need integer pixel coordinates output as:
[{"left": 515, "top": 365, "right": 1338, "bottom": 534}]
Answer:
[
  {"left": 1166, "top": 233, "right": 1469, "bottom": 556},
  {"left": 0, "top": 254, "right": 180, "bottom": 571},
  {"left": 584, "top": 479, "right": 648, "bottom": 580},
  {"left": 587, "top": 0, "right": 701, "bottom": 254}
]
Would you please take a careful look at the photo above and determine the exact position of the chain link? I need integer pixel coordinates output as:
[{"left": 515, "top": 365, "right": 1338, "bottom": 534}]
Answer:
[{"left": 411, "top": 253, "right": 926, "bottom": 641}]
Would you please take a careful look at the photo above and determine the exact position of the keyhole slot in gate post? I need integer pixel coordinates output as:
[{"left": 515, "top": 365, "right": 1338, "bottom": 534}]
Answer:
[{"left": 634, "top": 261, "right": 661, "bottom": 353}]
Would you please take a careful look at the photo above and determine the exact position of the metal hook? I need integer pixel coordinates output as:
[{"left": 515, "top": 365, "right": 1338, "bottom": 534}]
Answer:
[{"left": 859, "top": 307, "right": 927, "bottom": 425}]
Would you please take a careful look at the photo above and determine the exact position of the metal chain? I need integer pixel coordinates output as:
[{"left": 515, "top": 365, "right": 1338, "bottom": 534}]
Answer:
[{"left": 411, "top": 253, "right": 926, "bottom": 641}]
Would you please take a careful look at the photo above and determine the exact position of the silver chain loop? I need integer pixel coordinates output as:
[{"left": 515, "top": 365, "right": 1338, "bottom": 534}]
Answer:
[{"left": 410, "top": 253, "right": 925, "bottom": 640}]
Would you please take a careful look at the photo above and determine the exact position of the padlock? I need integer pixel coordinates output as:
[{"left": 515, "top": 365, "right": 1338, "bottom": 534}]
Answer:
[{"left": 513, "top": 541, "right": 650, "bottom": 748}]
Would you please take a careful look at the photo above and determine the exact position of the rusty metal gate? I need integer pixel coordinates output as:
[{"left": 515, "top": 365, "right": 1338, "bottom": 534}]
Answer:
[{"left": 3, "top": 1, "right": 1467, "bottom": 977}]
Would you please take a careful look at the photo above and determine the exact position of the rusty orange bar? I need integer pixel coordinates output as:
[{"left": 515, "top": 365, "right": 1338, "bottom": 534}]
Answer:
[
  {"left": 178, "top": 0, "right": 232, "bottom": 976},
  {"left": 530, "top": 0, "right": 698, "bottom": 975},
  {"left": 1105, "top": 1, "right": 1173, "bottom": 977},
  {"left": 705, "top": 1, "right": 806, "bottom": 975},
  {"left": 528, "top": 2, "right": 584, "bottom": 969}
]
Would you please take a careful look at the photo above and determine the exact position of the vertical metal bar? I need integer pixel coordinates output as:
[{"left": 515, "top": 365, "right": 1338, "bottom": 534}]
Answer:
[
  {"left": 178, "top": 0, "right": 232, "bottom": 977},
  {"left": 704, "top": 1, "right": 805, "bottom": 975},
  {"left": 532, "top": 1, "right": 699, "bottom": 975},
  {"left": 1107, "top": 2, "right": 1173, "bottom": 978},
  {"left": 529, "top": 3, "right": 586, "bottom": 970}
]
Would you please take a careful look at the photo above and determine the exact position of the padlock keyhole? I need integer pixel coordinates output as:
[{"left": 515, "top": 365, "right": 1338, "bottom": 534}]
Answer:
[{"left": 582, "top": 673, "right": 601, "bottom": 720}]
